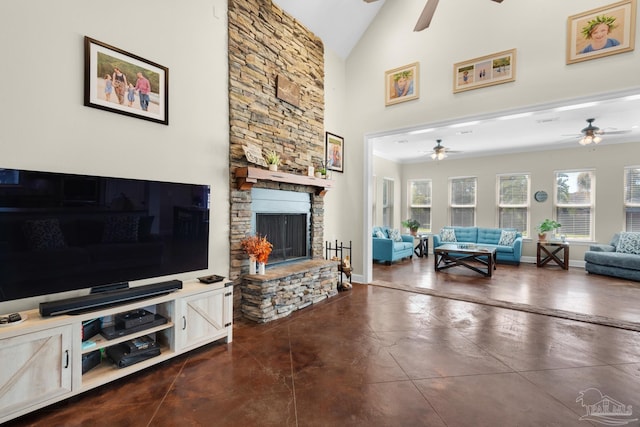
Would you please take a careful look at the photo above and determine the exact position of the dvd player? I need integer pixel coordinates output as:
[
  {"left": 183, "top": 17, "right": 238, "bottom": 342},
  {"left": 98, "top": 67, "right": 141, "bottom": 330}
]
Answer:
[{"left": 100, "top": 313, "right": 168, "bottom": 340}]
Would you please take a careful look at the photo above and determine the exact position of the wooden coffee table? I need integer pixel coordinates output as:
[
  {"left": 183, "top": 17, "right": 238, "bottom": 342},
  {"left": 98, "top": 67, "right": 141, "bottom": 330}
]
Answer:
[{"left": 434, "top": 244, "right": 497, "bottom": 277}]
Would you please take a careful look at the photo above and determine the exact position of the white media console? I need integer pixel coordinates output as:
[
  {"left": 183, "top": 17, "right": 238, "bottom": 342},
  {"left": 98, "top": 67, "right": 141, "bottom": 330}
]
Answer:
[{"left": 0, "top": 280, "right": 233, "bottom": 424}]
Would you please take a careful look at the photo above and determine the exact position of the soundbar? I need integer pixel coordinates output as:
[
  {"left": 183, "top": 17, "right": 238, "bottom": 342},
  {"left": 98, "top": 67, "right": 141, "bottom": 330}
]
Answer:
[{"left": 39, "top": 280, "right": 183, "bottom": 317}]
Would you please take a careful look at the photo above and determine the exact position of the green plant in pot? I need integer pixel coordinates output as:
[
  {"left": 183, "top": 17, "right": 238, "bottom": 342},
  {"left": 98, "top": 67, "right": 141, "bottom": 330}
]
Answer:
[
  {"left": 265, "top": 151, "right": 281, "bottom": 171},
  {"left": 402, "top": 218, "right": 421, "bottom": 236},
  {"left": 536, "top": 219, "right": 561, "bottom": 241}
]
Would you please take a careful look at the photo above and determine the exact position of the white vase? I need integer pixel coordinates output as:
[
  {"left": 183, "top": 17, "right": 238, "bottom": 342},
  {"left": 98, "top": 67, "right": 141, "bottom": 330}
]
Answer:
[
  {"left": 268, "top": 164, "right": 278, "bottom": 171},
  {"left": 249, "top": 256, "right": 256, "bottom": 274},
  {"left": 258, "top": 262, "right": 266, "bottom": 275}
]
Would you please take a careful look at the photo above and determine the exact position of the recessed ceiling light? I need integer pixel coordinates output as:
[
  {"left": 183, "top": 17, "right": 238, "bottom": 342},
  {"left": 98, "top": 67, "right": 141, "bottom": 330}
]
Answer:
[
  {"left": 408, "top": 128, "right": 435, "bottom": 135},
  {"left": 497, "top": 112, "right": 534, "bottom": 120},
  {"left": 554, "top": 102, "right": 598, "bottom": 111},
  {"left": 536, "top": 117, "right": 559, "bottom": 124},
  {"left": 450, "top": 120, "right": 480, "bottom": 128},
  {"left": 456, "top": 130, "right": 473, "bottom": 135},
  {"left": 396, "top": 139, "right": 409, "bottom": 144}
]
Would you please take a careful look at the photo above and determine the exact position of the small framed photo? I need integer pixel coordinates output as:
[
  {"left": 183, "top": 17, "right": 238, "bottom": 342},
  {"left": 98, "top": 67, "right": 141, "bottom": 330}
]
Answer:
[
  {"left": 453, "top": 49, "right": 516, "bottom": 93},
  {"left": 566, "top": 0, "right": 636, "bottom": 64},
  {"left": 385, "top": 62, "right": 419, "bottom": 106},
  {"left": 84, "top": 36, "right": 169, "bottom": 125},
  {"left": 325, "top": 132, "right": 344, "bottom": 173}
]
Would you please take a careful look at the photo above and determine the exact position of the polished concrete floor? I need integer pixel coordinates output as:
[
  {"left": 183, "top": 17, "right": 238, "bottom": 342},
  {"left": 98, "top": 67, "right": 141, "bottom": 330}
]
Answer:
[{"left": 7, "top": 258, "right": 640, "bottom": 426}]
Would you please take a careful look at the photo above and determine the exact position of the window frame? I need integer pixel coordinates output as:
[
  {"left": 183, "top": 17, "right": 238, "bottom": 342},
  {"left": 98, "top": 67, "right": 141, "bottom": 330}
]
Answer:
[
  {"left": 624, "top": 166, "right": 640, "bottom": 232},
  {"left": 407, "top": 179, "right": 432, "bottom": 233},
  {"left": 554, "top": 169, "right": 595, "bottom": 241},
  {"left": 496, "top": 173, "right": 530, "bottom": 237},
  {"left": 449, "top": 176, "right": 477, "bottom": 227}
]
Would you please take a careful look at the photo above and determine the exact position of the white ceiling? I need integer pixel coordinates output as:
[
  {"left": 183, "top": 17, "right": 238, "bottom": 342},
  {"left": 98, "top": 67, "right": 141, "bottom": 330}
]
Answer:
[{"left": 275, "top": 0, "right": 640, "bottom": 163}]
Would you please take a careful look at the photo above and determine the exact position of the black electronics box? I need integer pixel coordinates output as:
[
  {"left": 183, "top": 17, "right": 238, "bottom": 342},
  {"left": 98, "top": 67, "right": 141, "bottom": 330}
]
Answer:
[
  {"left": 106, "top": 335, "right": 161, "bottom": 368},
  {"left": 115, "top": 309, "right": 155, "bottom": 329},
  {"left": 82, "top": 318, "right": 101, "bottom": 341},
  {"left": 82, "top": 350, "right": 101, "bottom": 374},
  {"left": 100, "top": 313, "right": 168, "bottom": 340}
]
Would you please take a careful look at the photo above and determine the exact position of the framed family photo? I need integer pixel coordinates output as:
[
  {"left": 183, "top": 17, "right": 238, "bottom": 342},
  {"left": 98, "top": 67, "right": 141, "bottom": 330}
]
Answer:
[
  {"left": 325, "top": 132, "right": 344, "bottom": 173},
  {"left": 566, "top": 0, "right": 636, "bottom": 64},
  {"left": 385, "top": 62, "right": 419, "bottom": 106},
  {"left": 84, "top": 36, "right": 169, "bottom": 125},
  {"left": 453, "top": 49, "right": 516, "bottom": 93}
]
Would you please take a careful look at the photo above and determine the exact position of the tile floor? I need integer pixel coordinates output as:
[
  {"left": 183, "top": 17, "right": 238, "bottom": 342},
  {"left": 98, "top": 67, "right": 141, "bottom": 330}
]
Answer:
[{"left": 6, "top": 258, "right": 640, "bottom": 426}]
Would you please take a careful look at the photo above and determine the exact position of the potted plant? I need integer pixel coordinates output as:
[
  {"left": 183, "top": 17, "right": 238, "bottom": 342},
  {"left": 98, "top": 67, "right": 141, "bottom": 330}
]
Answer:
[
  {"left": 536, "top": 219, "right": 561, "bottom": 241},
  {"left": 265, "top": 151, "right": 281, "bottom": 171},
  {"left": 401, "top": 218, "right": 421, "bottom": 236}
]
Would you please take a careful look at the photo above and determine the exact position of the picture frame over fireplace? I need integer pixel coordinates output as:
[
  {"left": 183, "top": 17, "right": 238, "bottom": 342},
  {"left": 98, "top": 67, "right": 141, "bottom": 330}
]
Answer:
[{"left": 325, "top": 132, "right": 344, "bottom": 173}]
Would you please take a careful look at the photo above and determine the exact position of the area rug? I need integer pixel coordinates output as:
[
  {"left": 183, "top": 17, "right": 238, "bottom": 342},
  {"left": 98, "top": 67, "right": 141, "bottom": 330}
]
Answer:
[{"left": 371, "top": 280, "right": 640, "bottom": 332}]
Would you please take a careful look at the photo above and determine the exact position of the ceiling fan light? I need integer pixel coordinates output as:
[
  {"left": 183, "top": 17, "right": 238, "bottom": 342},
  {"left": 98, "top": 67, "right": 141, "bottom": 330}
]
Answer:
[
  {"left": 593, "top": 135, "right": 602, "bottom": 144},
  {"left": 431, "top": 153, "right": 437, "bottom": 160}
]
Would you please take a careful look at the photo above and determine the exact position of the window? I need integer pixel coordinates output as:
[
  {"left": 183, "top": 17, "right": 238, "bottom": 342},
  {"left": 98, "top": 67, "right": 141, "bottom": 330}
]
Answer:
[
  {"left": 624, "top": 166, "right": 640, "bottom": 232},
  {"left": 497, "top": 174, "right": 530, "bottom": 237},
  {"left": 382, "top": 178, "right": 394, "bottom": 227},
  {"left": 408, "top": 179, "right": 432, "bottom": 232},
  {"left": 450, "top": 177, "right": 476, "bottom": 226},
  {"left": 554, "top": 170, "right": 595, "bottom": 240}
]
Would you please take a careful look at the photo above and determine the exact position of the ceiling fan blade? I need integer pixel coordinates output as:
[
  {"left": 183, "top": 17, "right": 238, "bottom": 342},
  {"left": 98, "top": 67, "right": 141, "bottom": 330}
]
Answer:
[
  {"left": 491, "top": 0, "right": 504, "bottom": 3},
  {"left": 414, "top": 0, "right": 439, "bottom": 31},
  {"left": 363, "top": 0, "right": 379, "bottom": 3}
]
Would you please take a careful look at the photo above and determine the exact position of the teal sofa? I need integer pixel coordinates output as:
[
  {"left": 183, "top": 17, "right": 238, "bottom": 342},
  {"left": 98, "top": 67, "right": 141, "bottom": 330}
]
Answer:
[
  {"left": 432, "top": 226, "right": 522, "bottom": 265},
  {"left": 372, "top": 226, "right": 414, "bottom": 264},
  {"left": 584, "top": 233, "right": 640, "bottom": 281}
]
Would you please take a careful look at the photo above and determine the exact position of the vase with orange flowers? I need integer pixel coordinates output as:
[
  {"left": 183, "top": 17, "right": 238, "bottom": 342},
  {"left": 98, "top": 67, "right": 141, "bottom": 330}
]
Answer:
[{"left": 240, "top": 234, "right": 273, "bottom": 275}]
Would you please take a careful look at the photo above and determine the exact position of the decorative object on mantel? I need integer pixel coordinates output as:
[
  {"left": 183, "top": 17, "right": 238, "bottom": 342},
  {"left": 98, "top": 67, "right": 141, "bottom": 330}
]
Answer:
[
  {"left": 276, "top": 74, "right": 300, "bottom": 107},
  {"left": 241, "top": 234, "right": 273, "bottom": 275},
  {"left": 234, "top": 166, "right": 334, "bottom": 196},
  {"left": 242, "top": 143, "right": 268, "bottom": 167},
  {"left": 265, "top": 150, "right": 281, "bottom": 171}
]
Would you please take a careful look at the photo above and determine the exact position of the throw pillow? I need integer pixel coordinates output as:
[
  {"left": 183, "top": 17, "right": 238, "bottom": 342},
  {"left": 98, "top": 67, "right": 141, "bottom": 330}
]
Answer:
[
  {"left": 440, "top": 228, "right": 457, "bottom": 243},
  {"left": 389, "top": 229, "right": 403, "bottom": 242},
  {"left": 103, "top": 215, "right": 140, "bottom": 243},
  {"left": 23, "top": 218, "right": 67, "bottom": 251},
  {"left": 498, "top": 230, "right": 517, "bottom": 246},
  {"left": 375, "top": 229, "right": 386, "bottom": 239},
  {"left": 616, "top": 232, "right": 640, "bottom": 255}
]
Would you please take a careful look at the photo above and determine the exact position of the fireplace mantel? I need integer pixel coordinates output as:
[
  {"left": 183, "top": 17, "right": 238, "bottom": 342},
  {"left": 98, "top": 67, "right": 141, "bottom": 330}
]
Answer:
[{"left": 235, "top": 166, "right": 334, "bottom": 196}]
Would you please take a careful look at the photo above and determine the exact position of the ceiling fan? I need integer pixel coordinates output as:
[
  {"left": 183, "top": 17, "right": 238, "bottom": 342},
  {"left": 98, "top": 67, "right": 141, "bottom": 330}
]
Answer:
[
  {"left": 364, "top": 0, "right": 504, "bottom": 31},
  {"left": 570, "top": 118, "right": 631, "bottom": 145},
  {"left": 430, "top": 139, "right": 460, "bottom": 160}
]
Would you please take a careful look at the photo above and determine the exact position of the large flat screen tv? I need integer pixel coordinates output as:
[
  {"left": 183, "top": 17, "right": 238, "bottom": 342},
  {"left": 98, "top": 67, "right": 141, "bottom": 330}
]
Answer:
[{"left": 0, "top": 167, "right": 210, "bottom": 304}]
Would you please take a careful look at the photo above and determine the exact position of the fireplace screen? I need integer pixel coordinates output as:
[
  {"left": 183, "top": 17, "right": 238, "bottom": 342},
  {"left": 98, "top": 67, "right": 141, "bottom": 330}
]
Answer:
[{"left": 256, "top": 213, "right": 309, "bottom": 263}]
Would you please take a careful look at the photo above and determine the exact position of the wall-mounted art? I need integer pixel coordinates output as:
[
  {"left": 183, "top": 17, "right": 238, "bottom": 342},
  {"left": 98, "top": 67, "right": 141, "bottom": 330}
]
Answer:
[
  {"left": 325, "top": 132, "right": 344, "bottom": 173},
  {"left": 453, "top": 49, "right": 516, "bottom": 93},
  {"left": 276, "top": 74, "right": 300, "bottom": 107},
  {"left": 566, "top": 0, "right": 636, "bottom": 64},
  {"left": 385, "top": 62, "right": 419, "bottom": 106},
  {"left": 84, "top": 36, "right": 169, "bottom": 125}
]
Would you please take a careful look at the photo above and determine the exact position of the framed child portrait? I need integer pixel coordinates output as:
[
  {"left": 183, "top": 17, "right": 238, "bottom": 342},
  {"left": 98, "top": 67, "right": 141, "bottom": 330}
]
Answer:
[
  {"left": 385, "top": 62, "right": 419, "bottom": 106},
  {"left": 566, "top": 0, "right": 636, "bottom": 64},
  {"left": 325, "top": 132, "right": 344, "bottom": 173},
  {"left": 84, "top": 36, "right": 169, "bottom": 125}
]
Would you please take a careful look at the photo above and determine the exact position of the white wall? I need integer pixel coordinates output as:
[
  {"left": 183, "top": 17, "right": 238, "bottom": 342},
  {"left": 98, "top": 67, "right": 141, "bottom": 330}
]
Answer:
[
  {"left": 335, "top": 0, "right": 640, "bottom": 281},
  {"left": 0, "top": 0, "right": 229, "bottom": 313}
]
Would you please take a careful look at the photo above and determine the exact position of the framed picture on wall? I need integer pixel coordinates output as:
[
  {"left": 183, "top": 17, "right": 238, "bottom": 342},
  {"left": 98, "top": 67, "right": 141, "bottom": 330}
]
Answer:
[
  {"left": 453, "top": 49, "right": 516, "bottom": 93},
  {"left": 566, "top": 0, "right": 636, "bottom": 64},
  {"left": 84, "top": 36, "right": 169, "bottom": 125},
  {"left": 384, "top": 62, "right": 419, "bottom": 106},
  {"left": 325, "top": 132, "right": 344, "bottom": 173}
]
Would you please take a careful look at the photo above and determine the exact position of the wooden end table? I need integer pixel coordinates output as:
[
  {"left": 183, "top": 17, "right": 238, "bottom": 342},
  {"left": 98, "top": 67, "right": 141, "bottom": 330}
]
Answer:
[
  {"left": 536, "top": 241, "right": 569, "bottom": 270},
  {"left": 414, "top": 234, "right": 430, "bottom": 258}
]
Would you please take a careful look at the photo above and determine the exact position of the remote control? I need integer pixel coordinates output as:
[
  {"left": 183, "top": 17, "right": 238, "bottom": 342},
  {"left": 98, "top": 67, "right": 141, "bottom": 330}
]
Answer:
[{"left": 8, "top": 313, "right": 21, "bottom": 322}]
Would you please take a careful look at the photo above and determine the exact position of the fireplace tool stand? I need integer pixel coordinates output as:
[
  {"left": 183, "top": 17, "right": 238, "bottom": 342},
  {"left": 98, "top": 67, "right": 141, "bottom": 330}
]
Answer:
[{"left": 325, "top": 240, "right": 352, "bottom": 291}]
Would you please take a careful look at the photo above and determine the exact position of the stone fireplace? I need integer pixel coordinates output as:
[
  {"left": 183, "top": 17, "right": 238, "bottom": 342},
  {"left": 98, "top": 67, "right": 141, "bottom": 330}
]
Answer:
[{"left": 228, "top": 0, "right": 336, "bottom": 321}]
